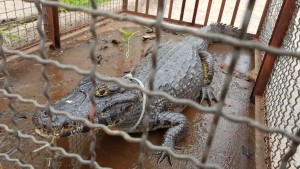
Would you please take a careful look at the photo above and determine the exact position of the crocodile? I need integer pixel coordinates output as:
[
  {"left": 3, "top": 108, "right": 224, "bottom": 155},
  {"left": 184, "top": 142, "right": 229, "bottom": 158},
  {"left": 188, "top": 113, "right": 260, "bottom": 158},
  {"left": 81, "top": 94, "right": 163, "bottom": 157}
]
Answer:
[{"left": 33, "top": 23, "right": 241, "bottom": 165}]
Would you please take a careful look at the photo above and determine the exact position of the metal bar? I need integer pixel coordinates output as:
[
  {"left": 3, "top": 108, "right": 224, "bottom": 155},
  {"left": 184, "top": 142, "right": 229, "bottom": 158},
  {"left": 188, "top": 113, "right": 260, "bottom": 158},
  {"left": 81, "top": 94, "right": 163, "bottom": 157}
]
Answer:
[
  {"left": 180, "top": 0, "right": 187, "bottom": 22},
  {"left": 145, "top": 0, "right": 150, "bottom": 14},
  {"left": 255, "top": 0, "right": 271, "bottom": 37},
  {"left": 217, "top": 0, "right": 226, "bottom": 22},
  {"left": 230, "top": 0, "right": 240, "bottom": 25},
  {"left": 44, "top": 0, "right": 61, "bottom": 49},
  {"left": 204, "top": 0, "right": 213, "bottom": 25},
  {"left": 168, "top": 0, "right": 174, "bottom": 19},
  {"left": 123, "top": 0, "right": 128, "bottom": 11},
  {"left": 192, "top": 0, "right": 200, "bottom": 25},
  {"left": 135, "top": 0, "right": 139, "bottom": 13},
  {"left": 125, "top": 10, "right": 206, "bottom": 28},
  {"left": 251, "top": 0, "right": 296, "bottom": 102}
]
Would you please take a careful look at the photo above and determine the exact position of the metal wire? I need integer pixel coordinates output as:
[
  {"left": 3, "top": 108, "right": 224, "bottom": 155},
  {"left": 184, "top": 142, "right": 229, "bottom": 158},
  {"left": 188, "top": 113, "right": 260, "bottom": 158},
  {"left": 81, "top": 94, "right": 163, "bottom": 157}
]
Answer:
[{"left": 0, "top": 0, "right": 300, "bottom": 168}]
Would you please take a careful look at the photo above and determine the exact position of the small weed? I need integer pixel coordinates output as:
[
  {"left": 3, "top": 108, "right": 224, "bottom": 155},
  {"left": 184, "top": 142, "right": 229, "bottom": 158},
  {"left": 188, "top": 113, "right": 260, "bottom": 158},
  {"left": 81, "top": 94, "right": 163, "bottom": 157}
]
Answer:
[
  {"left": 0, "top": 27, "right": 22, "bottom": 45},
  {"left": 118, "top": 28, "right": 139, "bottom": 59}
]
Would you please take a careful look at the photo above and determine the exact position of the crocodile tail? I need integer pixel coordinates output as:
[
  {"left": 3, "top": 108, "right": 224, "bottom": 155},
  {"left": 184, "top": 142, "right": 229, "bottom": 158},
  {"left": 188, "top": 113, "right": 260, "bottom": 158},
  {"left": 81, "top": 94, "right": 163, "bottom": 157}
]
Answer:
[{"left": 204, "top": 23, "right": 254, "bottom": 40}]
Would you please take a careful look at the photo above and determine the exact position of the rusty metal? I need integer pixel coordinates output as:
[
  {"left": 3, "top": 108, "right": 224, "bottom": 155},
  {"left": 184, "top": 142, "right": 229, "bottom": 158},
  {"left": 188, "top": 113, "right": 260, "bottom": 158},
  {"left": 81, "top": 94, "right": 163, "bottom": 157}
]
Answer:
[
  {"left": 180, "top": 0, "right": 186, "bottom": 22},
  {"left": 192, "top": 0, "right": 200, "bottom": 25},
  {"left": 230, "top": 0, "right": 240, "bottom": 25},
  {"left": 145, "top": 0, "right": 150, "bottom": 14},
  {"left": 168, "top": 0, "right": 174, "bottom": 19},
  {"left": 204, "top": 0, "right": 213, "bottom": 26},
  {"left": 123, "top": 0, "right": 265, "bottom": 35},
  {"left": 251, "top": 0, "right": 296, "bottom": 102},
  {"left": 123, "top": 0, "right": 128, "bottom": 11},
  {"left": 135, "top": 0, "right": 138, "bottom": 12},
  {"left": 217, "top": 0, "right": 226, "bottom": 22}
]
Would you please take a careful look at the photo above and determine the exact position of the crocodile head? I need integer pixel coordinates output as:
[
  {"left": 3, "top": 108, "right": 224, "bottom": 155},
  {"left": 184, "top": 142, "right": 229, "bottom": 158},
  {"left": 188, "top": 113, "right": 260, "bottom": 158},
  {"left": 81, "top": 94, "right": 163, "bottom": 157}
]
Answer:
[{"left": 33, "top": 76, "right": 142, "bottom": 138}]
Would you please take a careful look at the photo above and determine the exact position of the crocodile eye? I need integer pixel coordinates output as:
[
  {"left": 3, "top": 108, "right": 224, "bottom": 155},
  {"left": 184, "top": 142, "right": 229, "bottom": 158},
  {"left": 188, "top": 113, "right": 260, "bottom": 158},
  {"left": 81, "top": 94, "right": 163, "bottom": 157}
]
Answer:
[{"left": 95, "top": 85, "right": 110, "bottom": 97}]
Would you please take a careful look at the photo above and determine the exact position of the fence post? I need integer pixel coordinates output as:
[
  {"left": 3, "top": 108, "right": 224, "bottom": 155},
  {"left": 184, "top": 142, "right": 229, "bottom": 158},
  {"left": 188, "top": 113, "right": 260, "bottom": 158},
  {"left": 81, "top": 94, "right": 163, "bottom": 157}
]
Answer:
[
  {"left": 45, "top": 0, "right": 61, "bottom": 49},
  {"left": 250, "top": 0, "right": 296, "bottom": 102}
]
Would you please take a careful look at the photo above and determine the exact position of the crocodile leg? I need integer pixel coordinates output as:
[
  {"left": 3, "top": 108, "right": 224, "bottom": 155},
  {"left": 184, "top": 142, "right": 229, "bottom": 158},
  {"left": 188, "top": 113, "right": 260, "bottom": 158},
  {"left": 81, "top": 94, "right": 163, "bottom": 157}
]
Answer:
[
  {"left": 151, "top": 111, "right": 188, "bottom": 166},
  {"left": 198, "top": 50, "right": 218, "bottom": 105}
]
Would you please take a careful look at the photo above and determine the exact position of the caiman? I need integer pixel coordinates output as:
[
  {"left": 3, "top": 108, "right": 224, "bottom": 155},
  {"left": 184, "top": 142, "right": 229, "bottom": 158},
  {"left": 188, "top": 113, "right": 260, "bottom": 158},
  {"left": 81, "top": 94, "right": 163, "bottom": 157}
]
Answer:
[{"left": 33, "top": 23, "right": 241, "bottom": 165}]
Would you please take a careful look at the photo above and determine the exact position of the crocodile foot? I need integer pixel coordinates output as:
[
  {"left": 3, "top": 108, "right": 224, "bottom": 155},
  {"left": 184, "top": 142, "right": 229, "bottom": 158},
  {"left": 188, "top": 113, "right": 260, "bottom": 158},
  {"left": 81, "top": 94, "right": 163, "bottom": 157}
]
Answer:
[
  {"left": 156, "top": 146, "right": 181, "bottom": 166},
  {"left": 200, "top": 86, "right": 218, "bottom": 106}
]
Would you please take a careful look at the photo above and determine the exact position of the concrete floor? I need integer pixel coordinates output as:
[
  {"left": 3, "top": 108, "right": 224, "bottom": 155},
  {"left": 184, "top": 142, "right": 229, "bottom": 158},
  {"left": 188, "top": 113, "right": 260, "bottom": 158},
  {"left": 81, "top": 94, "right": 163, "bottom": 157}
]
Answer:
[{"left": 0, "top": 20, "right": 256, "bottom": 168}]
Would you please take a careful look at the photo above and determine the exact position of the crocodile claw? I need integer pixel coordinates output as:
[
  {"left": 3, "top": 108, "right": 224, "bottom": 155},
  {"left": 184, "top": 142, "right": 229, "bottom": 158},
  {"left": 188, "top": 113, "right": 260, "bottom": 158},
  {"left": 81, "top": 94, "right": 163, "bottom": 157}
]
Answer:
[
  {"left": 200, "top": 86, "right": 218, "bottom": 106},
  {"left": 157, "top": 151, "right": 173, "bottom": 166},
  {"left": 156, "top": 146, "right": 181, "bottom": 166}
]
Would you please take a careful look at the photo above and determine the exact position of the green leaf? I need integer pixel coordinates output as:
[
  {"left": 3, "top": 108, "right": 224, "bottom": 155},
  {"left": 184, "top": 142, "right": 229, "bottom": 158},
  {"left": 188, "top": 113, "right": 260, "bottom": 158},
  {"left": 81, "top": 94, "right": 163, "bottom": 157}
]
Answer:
[
  {"left": 10, "top": 34, "right": 21, "bottom": 41},
  {"left": 118, "top": 28, "right": 134, "bottom": 36},
  {"left": 122, "top": 38, "right": 129, "bottom": 44}
]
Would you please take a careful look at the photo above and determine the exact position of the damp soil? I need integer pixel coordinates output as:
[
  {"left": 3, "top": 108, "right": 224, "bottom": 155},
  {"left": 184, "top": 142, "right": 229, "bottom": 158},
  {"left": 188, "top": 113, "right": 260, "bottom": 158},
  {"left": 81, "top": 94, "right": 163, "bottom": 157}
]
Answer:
[{"left": 0, "top": 20, "right": 255, "bottom": 169}]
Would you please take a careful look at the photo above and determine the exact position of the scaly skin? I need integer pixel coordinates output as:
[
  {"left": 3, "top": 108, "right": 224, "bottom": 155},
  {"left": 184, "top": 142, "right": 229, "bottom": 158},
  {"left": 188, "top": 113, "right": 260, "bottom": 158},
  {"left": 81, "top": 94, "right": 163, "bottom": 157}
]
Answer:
[{"left": 33, "top": 23, "right": 241, "bottom": 165}]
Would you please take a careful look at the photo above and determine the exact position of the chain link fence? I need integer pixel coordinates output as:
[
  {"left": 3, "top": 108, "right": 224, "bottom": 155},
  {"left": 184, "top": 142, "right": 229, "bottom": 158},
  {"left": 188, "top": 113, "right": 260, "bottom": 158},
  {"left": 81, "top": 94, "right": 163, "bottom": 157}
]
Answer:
[
  {"left": 263, "top": 0, "right": 300, "bottom": 168},
  {"left": 0, "top": 0, "right": 300, "bottom": 169}
]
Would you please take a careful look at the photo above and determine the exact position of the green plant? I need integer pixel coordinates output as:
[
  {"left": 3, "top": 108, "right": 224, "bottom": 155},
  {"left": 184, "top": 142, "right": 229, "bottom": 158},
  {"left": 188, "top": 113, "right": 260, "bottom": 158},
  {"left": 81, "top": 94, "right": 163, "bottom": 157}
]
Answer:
[
  {"left": 0, "top": 27, "right": 22, "bottom": 44},
  {"left": 118, "top": 28, "right": 139, "bottom": 59}
]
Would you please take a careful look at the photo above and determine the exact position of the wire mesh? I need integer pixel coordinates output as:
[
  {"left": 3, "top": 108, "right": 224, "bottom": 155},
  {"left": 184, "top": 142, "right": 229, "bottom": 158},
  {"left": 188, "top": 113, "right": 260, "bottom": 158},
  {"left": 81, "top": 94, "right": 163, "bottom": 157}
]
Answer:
[
  {"left": 0, "top": 0, "right": 300, "bottom": 169},
  {"left": 0, "top": 0, "right": 42, "bottom": 49},
  {"left": 264, "top": 1, "right": 300, "bottom": 168}
]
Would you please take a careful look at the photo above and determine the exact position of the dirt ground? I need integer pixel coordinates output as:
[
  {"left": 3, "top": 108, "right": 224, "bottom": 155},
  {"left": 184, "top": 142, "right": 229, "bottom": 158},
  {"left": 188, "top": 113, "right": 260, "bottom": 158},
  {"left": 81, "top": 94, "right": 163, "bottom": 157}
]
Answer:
[{"left": 0, "top": 20, "right": 255, "bottom": 169}]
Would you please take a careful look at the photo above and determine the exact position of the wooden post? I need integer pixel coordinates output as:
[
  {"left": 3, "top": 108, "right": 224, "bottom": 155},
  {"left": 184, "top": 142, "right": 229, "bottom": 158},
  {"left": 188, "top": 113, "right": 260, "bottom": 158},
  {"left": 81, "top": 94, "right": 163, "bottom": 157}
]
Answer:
[
  {"left": 250, "top": 0, "right": 296, "bottom": 103},
  {"left": 45, "top": 0, "right": 60, "bottom": 49}
]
